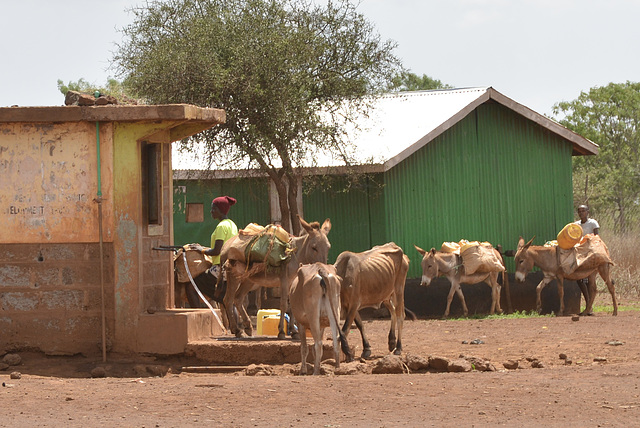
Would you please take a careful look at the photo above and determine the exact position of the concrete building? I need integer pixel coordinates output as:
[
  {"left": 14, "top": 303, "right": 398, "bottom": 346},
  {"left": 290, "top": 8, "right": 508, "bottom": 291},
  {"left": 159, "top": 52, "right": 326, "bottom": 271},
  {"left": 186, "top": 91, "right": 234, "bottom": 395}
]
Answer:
[{"left": 0, "top": 104, "right": 226, "bottom": 357}]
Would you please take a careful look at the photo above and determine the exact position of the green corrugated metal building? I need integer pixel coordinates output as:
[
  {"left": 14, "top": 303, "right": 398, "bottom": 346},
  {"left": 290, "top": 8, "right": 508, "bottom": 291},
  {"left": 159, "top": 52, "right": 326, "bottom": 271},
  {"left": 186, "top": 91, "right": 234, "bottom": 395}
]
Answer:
[{"left": 173, "top": 87, "right": 598, "bottom": 278}]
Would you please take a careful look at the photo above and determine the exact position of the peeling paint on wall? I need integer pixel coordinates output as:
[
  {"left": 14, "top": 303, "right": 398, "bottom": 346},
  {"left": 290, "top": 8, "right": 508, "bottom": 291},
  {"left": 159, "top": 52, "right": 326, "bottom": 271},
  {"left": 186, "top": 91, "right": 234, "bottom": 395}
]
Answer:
[{"left": 0, "top": 122, "right": 114, "bottom": 243}]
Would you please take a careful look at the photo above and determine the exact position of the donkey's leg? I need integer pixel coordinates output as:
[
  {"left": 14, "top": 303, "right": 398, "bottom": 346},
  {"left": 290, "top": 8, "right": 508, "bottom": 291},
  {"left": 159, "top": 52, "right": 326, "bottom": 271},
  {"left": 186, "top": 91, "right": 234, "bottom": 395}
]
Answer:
[
  {"left": 535, "top": 277, "right": 551, "bottom": 313},
  {"left": 444, "top": 281, "right": 457, "bottom": 318},
  {"left": 223, "top": 270, "right": 242, "bottom": 336},
  {"left": 556, "top": 277, "right": 565, "bottom": 316},
  {"left": 599, "top": 264, "right": 618, "bottom": 316},
  {"left": 454, "top": 281, "right": 469, "bottom": 317},
  {"left": 353, "top": 312, "right": 371, "bottom": 359},
  {"left": 382, "top": 300, "right": 398, "bottom": 353}
]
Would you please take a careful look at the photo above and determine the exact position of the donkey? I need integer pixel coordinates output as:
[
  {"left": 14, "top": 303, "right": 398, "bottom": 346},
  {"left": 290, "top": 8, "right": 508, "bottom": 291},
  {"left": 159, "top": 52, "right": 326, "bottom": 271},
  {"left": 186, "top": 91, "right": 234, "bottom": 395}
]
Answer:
[
  {"left": 335, "top": 243, "right": 409, "bottom": 358},
  {"left": 414, "top": 245, "right": 504, "bottom": 318},
  {"left": 514, "top": 237, "right": 618, "bottom": 316},
  {"left": 220, "top": 216, "right": 332, "bottom": 338}
]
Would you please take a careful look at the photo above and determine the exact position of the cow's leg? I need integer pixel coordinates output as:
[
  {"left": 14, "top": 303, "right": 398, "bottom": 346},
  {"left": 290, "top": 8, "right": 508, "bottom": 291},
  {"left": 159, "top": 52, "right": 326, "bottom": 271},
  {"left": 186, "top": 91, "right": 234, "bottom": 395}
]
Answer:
[
  {"left": 599, "top": 264, "right": 618, "bottom": 316},
  {"left": 298, "top": 322, "right": 308, "bottom": 375}
]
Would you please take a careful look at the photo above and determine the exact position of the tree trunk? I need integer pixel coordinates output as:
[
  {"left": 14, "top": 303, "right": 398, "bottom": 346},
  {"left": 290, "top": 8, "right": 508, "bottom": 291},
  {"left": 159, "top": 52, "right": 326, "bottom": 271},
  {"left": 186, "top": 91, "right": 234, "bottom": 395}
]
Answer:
[
  {"left": 286, "top": 173, "right": 301, "bottom": 236},
  {"left": 272, "top": 176, "right": 292, "bottom": 234}
]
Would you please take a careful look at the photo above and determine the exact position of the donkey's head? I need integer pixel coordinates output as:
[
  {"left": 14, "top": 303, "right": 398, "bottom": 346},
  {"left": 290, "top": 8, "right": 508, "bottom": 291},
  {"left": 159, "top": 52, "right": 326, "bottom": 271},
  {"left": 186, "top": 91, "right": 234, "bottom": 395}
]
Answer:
[
  {"left": 296, "top": 216, "right": 332, "bottom": 264},
  {"left": 414, "top": 245, "right": 439, "bottom": 286},
  {"left": 514, "top": 236, "right": 535, "bottom": 282}
]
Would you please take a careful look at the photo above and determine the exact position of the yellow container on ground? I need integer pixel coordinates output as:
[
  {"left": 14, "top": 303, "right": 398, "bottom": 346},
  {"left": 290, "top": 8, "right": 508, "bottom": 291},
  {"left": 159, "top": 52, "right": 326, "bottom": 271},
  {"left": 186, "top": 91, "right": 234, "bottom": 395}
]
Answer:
[
  {"left": 260, "top": 316, "right": 286, "bottom": 336},
  {"left": 256, "top": 309, "right": 282, "bottom": 335},
  {"left": 557, "top": 223, "right": 582, "bottom": 249}
]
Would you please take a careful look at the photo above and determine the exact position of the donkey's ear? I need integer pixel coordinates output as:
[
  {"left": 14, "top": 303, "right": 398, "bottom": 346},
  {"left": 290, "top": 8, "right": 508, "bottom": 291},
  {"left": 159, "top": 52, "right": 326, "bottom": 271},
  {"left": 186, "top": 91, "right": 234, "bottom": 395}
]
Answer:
[
  {"left": 414, "top": 245, "right": 426, "bottom": 256},
  {"left": 524, "top": 236, "right": 536, "bottom": 248},
  {"left": 298, "top": 215, "right": 313, "bottom": 234},
  {"left": 321, "top": 218, "right": 331, "bottom": 235},
  {"left": 517, "top": 237, "right": 525, "bottom": 249},
  {"left": 430, "top": 248, "right": 437, "bottom": 254}
]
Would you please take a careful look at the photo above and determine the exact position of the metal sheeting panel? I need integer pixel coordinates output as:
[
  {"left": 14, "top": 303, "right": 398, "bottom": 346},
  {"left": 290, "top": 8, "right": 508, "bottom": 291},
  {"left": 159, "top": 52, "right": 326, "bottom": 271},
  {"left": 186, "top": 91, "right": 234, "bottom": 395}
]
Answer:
[
  {"left": 302, "top": 175, "right": 385, "bottom": 263},
  {"left": 173, "top": 178, "right": 270, "bottom": 246},
  {"left": 384, "top": 102, "right": 573, "bottom": 277}
]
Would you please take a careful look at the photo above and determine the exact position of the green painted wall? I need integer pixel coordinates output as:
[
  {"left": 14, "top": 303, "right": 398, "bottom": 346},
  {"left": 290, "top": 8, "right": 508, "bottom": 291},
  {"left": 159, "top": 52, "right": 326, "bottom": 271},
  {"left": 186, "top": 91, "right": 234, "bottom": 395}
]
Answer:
[
  {"left": 173, "top": 178, "right": 270, "bottom": 246},
  {"left": 384, "top": 102, "right": 573, "bottom": 277},
  {"left": 302, "top": 175, "right": 386, "bottom": 263},
  {"left": 172, "top": 102, "right": 574, "bottom": 277}
]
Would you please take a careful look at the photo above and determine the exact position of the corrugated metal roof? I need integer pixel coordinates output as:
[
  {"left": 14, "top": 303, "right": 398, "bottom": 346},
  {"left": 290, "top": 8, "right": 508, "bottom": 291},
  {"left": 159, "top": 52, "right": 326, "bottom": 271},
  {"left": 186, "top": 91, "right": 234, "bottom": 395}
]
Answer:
[{"left": 172, "top": 87, "right": 598, "bottom": 173}]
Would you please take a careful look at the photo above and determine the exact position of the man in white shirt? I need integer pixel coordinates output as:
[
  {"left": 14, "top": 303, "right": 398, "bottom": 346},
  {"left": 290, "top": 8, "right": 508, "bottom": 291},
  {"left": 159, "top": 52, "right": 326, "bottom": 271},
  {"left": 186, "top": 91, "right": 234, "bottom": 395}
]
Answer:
[
  {"left": 575, "top": 204, "right": 599, "bottom": 236},
  {"left": 574, "top": 204, "right": 599, "bottom": 315}
]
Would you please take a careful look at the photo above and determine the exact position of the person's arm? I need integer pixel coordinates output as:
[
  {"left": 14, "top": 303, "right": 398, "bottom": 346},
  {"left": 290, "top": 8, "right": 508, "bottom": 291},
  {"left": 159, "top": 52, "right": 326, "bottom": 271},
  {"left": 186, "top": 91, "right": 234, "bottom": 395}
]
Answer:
[{"left": 202, "top": 239, "right": 224, "bottom": 256}]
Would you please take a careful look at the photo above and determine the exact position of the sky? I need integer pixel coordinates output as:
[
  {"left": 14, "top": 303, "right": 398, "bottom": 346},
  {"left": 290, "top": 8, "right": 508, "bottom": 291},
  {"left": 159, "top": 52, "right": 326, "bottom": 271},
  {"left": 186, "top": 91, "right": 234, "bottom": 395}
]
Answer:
[{"left": 2, "top": 0, "right": 638, "bottom": 117}]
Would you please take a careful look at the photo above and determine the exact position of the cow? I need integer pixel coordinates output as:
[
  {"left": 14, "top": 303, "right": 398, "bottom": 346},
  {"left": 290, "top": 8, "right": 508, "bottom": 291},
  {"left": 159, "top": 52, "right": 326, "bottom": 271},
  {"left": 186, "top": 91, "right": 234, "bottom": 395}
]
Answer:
[
  {"left": 414, "top": 245, "right": 505, "bottom": 318},
  {"left": 220, "top": 216, "right": 332, "bottom": 338},
  {"left": 334, "top": 242, "right": 409, "bottom": 359},
  {"left": 289, "top": 262, "right": 352, "bottom": 375},
  {"left": 514, "top": 236, "right": 618, "bottom": 316}
]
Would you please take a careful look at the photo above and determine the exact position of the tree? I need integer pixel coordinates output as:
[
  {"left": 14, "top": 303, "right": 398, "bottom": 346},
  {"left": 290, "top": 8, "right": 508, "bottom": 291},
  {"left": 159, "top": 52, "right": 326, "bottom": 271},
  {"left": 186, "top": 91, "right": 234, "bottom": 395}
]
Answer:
[
  {"left": 553, "top": 81, "right": 640, "bottom": 234},
  {"left": 57, "top": 78, "right": 140, "bottom": 104},
  {"left": 388, "top": 71, "right": 452, "bottom": 92},
  {"left": 112, "top": 0, "right": 401, "bottom": 234}
]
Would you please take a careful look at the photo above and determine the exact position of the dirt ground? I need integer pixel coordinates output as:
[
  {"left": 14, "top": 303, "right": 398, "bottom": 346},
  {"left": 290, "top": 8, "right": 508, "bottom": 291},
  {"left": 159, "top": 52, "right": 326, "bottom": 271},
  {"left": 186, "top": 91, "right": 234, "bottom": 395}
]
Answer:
[{"left": 1, "top": 300, "right": 639, "bottom": 427}]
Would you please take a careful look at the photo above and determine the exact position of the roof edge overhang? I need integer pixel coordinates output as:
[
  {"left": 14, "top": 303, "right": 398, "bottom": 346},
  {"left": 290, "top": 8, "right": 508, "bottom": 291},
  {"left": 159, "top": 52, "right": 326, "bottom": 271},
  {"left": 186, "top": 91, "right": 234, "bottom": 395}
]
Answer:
[
  {"left": 381, "top": 87, "right": 598, "bottom": 171},
  {"left": 0, "top": 104, "right": 226, "bottom": 125},
  {"left": 173, "top": 163, "right": 384, "bottom": 180}
]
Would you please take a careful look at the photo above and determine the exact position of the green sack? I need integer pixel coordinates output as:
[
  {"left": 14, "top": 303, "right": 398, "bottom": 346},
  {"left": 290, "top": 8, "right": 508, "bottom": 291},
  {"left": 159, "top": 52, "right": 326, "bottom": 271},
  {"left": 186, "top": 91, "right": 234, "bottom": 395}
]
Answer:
[{"left": 245, "top": 230, "right": 291, "bottom": 267}]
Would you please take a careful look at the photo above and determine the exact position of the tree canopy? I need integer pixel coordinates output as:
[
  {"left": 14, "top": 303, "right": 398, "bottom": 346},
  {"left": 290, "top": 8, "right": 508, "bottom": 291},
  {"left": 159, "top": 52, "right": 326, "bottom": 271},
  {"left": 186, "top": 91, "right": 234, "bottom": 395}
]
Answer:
[
  {"left": 388, "top": 71, "right": 452, "bottom": 92},
  {"left": 112, "top": 0, "right": 401, "bottom": 234},
  {"left": 553, "top": 81, "right": 640, "bottom": 234},
  {"left": 57, "top": 78, "right": 138, "bottom": 103}
]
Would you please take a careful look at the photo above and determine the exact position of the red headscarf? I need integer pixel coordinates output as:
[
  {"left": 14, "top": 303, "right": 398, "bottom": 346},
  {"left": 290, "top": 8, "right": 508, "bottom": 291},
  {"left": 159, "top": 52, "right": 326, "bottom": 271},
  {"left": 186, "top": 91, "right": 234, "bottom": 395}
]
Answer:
[{"left": 212, "top": 196, "right": 237, "bottom": 215}]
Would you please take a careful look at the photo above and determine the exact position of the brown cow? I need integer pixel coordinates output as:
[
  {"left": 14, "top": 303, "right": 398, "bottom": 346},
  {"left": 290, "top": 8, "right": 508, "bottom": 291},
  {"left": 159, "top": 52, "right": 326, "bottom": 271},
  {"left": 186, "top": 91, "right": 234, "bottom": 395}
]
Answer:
[
  {"left": 289, "top": 262, "right": 352, "bottom": 375},
  {"left": 414, "top": 245, "right": 504, "bottom": 318},
  {"left": 514, "top": 236, "right": 618, "bottom": 316},
  {"left": 334, "top": 243, "right": 409, "bottom": 359},
  {"left": 220, "top": 216, "right": 332, "bottom": 338}
]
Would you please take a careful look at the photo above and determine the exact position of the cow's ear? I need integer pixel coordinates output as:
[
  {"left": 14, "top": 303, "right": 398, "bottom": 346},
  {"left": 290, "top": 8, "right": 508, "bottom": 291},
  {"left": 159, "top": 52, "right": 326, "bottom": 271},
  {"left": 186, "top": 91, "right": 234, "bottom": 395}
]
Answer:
[
  {"left": 414, "top": 245, "right": 426, "bottom": 256},
  {"left": 321, "top": 218, "right": 331, "bottom": 235}
]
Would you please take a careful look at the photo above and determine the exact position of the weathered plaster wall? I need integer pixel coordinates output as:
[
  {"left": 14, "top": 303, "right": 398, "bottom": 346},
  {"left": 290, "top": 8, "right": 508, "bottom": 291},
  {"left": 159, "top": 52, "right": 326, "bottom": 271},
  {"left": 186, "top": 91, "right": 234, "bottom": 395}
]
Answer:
[
  {"left": 1, "top": 104, "right": 224, "bottom": 356},
  {"left": 0, "top": 243, "right": 115, "bottom": 355},
  {"left": 0, "top": 122, "right": 114, "bottom": 243},
  {"left": 111, "top": 123, "right": 174, "bottom": 353}
]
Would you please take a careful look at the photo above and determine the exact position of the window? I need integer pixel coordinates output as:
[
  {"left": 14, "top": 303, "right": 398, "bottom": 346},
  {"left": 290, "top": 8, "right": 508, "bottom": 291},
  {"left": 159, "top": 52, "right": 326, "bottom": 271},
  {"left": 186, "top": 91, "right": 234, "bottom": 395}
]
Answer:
[
  {"left": 142, "top": 142, "right": 162, "bottom": 225},
  {"left": 186, "top": 203, "right": 204, "bottom": 223}
]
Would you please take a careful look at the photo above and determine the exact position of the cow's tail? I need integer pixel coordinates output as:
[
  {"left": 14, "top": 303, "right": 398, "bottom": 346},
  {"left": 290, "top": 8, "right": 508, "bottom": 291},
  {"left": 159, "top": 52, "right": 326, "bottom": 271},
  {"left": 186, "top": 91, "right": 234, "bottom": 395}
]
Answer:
[{"left": 318, "top": 267, "right": 353, "bottom": 362}]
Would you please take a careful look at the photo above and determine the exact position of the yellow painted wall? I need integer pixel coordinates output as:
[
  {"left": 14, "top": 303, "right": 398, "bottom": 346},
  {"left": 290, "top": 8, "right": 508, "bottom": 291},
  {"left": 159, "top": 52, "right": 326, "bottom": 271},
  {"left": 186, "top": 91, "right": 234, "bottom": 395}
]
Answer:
[{"left": 0, "top": 122, "right": 114, "bottom": 243}]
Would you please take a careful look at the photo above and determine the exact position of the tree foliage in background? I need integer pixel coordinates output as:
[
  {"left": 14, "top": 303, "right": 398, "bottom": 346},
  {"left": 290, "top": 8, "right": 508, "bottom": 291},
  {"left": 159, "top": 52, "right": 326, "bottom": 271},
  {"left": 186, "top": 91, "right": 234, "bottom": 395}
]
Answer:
[
  {"left": 112, "top": 0, "right": 400, "bottom": 234},
  {"left": 388, "top": 71, "right": 452, "bottom": 91},
  {"left": 57, "top": 78, "right": 140, "bottom": 104},
  {"left": 553, "top": 81, "right": 640, "bottom": 234}
]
